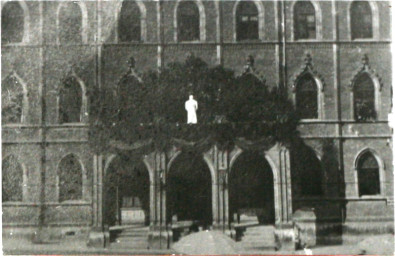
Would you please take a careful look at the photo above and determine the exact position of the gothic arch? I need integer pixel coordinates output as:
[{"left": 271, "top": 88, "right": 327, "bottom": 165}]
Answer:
[
  {"left": 167, "top": 150, "right": 216, "bottom": 184},
  {"left": 232, "top": 0, "right": 264, "bottom": 41},
  {"left": 353, "top": 148, "right": 385, "bottom": 197},
  {"left": 104, "top": 154, "right": 154, "bottom": 186},
  {"left": 349, "top": 54, "right": 383, "bottom": 120},
  {"left": 56, "top": 1, "right": 88, "bottom": 44},
  {"left": 56, "top": 153, "right": 86, "bottom": 202},
  {"left": 115, "top": 0, "right": 147, "bottom": 43},
  {"left": 1, "top": 0, "right": 30, "bottom": 44},
  {"left": 347, "top": 1, "right": 379, "bottom": 40},
  {"left": 291, "top": 54, "right": 325, "bottom": 120},
  {"left": 57, "top": 72, "right": 88, "bottom": 124},
  {"left": 174, "top": 0, "right": 206, "bottom": 42},
  {"left": 1, "top": 71, "right": 29, "bottom": 124},
  {"left": 290, "top": 0, "right": 322, "bottom": 41},
  {"left": 2, "top": 154, "right": 28, "bottom": 202},
  {"left": 228, "top": 147, "right": 281, "bottom": 223}
]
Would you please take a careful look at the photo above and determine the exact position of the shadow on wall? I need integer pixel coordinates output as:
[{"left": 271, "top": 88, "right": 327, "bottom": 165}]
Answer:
[{"left": 291, "top": 138, "right": 345, "bottom": 248}]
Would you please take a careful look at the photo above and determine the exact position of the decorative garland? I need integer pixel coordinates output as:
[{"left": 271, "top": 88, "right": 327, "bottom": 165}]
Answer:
[{"left": 89, "top": 55, "right": 300, "bottom": 154}]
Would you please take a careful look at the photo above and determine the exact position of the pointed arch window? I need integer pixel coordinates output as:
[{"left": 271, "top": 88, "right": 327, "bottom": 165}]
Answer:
[
  {"left": 1, "top": 1, "right": 24, "bottom": 44},
  {"left": 2, "top": 155, "right": 24, "bottom": 202},
  {"left": 58, "top": 154, "right": 83, "bottom": 202},
  {"left": 353, "top": 73, "right": 376, "bottom": 121},
  {"left": 350, "top": 1, "right": 373, "bottom": 40},
  {"left": 294, "top": 1, "right": 316, "bottom": 40},
  {"left": 236, "top": 1, "right": 259, "bottom": 41},
  {"left": 58, "top": 2, "right": 83, "bottom": 44},
  {"left": 295, "top": 73, "right": 318, "bottom": 119},
  {"left": 2, "top": 75, "right": 26, "bottom": 125},
  {"left": 59, "top": 76, "right": 83, "bottom": 124},
  {"left": 119, "top": 1, "right": 141, "bottom": 42},
  {"left": 177, "top": 1, "right": 200, "bottom": 42},
  {"left": 357, "top": 152, "right": 380, "bottom": 196}
]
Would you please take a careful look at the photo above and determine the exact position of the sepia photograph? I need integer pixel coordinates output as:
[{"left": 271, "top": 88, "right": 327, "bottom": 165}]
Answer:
[{"left": 1, "top": 0, "right": 394, "bottom": 255}]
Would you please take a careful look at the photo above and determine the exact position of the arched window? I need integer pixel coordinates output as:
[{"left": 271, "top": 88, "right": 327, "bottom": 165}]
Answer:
[
  {"left": 350, "top": 1, "right": 373, "bottom": 39},
  {"left": 58, "top": 2, "right": 83, "bottom": 44},
  {"left": 295, "top": 73, "right": 318, "bottom": 119},
  {"left": 119, "top": 1, "right": 141, "bottom": 42},
  {"left": 2, "top": 155, "right": 23, "bottom": 202},
  {"left": 357, "top": 152, "right": 380, "bottom": 196},
  {"left": 1, "top": 1, "right": 24, "bottom": 44},
  {"left": 236, "top": 1, "right": 259, "bottom": 41},
  {"left": 59, "top": 76, "right": 83, "bottom": 124},
  {"left": 58, "top": 154, "right": 83, "bottom": 202},
  {"left": 294, "top": 1, "right": 316, "bottom": 40},
  {"left": 177, "top": 1, "right": 200, "bottom": 42},
  {"left": 353, "top": 73, "right": 376, "bottom": 121},
  {"left": 2, "top": 75, "right": 25, "bottom": 125}
]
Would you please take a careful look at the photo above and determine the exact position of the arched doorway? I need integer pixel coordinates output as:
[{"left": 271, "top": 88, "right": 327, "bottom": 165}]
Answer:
[
  {"left": 166, "top": 151, "right": 212, "bottom": 229},
  {"left": 104, "top": 154, "right": 150, "bottom": 227},
  {"left": 229, "top": 151, "right": 275, "bottom": 226}
]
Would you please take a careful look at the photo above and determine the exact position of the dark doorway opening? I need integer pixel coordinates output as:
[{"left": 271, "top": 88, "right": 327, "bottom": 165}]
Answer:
[
  {"left": 167, "top": 151, "right": 212, "bottom": 229},
  {"left": 104, "top": 154, "right": 150, "bottom": 227},
  {"left": 229, "top": 151, "right": 275, "bottom": 226}
]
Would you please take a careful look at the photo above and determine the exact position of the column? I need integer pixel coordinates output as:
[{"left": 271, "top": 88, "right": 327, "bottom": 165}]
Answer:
[
  {"left": 148, "top": 151, "right": 171, "bottom": 249},
  {"left": 87, "top": 154, "right": 109, "bottom": 247}
]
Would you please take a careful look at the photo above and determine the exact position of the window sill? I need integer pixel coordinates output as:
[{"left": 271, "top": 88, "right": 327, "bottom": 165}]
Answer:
[
  {"left": 58, "top": 200, "right": 90, "bottom": 205},
  {"left": 2, "top": 42, "right": 28, "bottom": 47},
  {"left": 358, "top": 195, "right": 386, "bottom": 200},
  {"left": 299, "top": 118, "right": 321, "bottom": 123},
  {"left": 176, "top": 40, "right": 205, "bottom": 44},
  {"left": 293, "top": 39, "right": 320, "bottom": 42},
  {"left": 351, "top": 38, "right": 377, "bottom": 42}
]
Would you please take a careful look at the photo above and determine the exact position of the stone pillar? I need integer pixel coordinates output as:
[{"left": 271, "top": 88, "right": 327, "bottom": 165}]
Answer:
[
  {"left": 218, "top": 149, "right": 230, "bottom": 233},
  {"left": 268, "top": 145, "right": 295, "bottom": 251},
  {"left": 87, "top": 154, "right": 109, "bottom": 247},
  {"left": 147, "top": 151, "right": 171, "bottom": 249},
  {"left": 203, "top": 146, "right": 219, "bottom": 230}
]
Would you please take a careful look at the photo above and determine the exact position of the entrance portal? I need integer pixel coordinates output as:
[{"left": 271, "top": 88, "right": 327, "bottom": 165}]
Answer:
[
  {"left": 167, "top": 151, "right": 212, "bottom": 228},
  {"left": 104, "top": 155, "right": 150, "bottom": 227},
  {"left": 229, "top": 151, "right": 275, "bottom": 225}
]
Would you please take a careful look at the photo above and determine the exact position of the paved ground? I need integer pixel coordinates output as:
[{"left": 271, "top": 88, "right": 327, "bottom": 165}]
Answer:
[
  {"left": 2, "top": 237, "right": 357, "bottom": 255},
  {"left": 3, "top": 235, "right": 393, "bottom": 255}
]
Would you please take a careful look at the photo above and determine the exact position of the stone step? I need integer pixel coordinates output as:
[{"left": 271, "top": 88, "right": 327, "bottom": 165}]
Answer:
[{"left": 238, "top": 225, "right": 276, "bottom": 249}]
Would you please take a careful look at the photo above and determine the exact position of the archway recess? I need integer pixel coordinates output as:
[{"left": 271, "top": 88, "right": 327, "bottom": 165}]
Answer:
[
  {"left": 229, "top": 151, "right": 275, "bottom": 225},
  {"left": 104, "top": 154, "right": 150, "bottom": 227},
  {"left": 166, "top": 151, "right": 212, "bottom": 228}
]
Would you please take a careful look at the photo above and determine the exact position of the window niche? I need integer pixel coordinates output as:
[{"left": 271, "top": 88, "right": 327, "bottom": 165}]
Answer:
[
  {"left": 176, "top": 1, "right": 200, "bottom": 42},
  {"left": 119, "top": 1, "right": 141, "bottom": 42},
  {"left": 356, "top": 151, "right": 381, "bottom": 196},
  {"left": 58, "top": 2, "right": 84, "bottom": 44},
  {"left": 236, "top": 1, "right": 259, "bottom": 41},
  {"left": 293, "top": 1, "right": 316, "bottom": 40},
  {"left": 1, "top": 74, "right": 27, "bottom": 125},
  {"left": 350, "top": 1, "right": 373, "bottom": 40},
  {"left": 1, "top": 1, "right": 25, "bottom": 44},
  {"left": 2, "top": 155, "right": 24, "bottom": 202},
  {"left": 58, "top": 76, "right": 85, "bottom": 124},
  {"left": 58, "top": 154, "right": 83, "bottom": 202}
]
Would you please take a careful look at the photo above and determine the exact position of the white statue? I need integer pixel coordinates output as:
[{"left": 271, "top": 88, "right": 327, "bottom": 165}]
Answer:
[{"left": 185, "top": 95, "right": 198, "bottom": 124}]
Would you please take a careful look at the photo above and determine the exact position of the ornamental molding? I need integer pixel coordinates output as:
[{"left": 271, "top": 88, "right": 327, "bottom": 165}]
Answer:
[
  {"left": 348, "top": 54, "right": 383, "bottom": 92},
  {"left": 291, "top": 53, "right": 325, "bottom": 93}
]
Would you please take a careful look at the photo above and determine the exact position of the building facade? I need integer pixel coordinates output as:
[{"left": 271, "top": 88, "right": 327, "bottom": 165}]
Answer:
[{"left": 2, "top": 0, "right": 393, "bottom": 250}]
